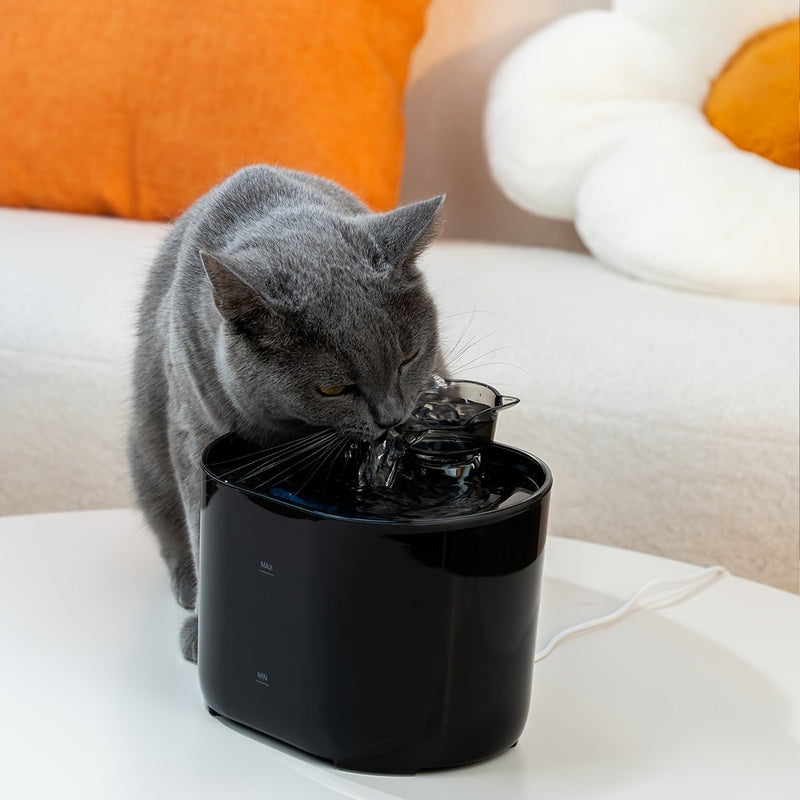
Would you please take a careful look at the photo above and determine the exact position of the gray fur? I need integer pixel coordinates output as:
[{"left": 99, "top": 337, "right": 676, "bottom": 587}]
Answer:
[{"left": 128, "top": 165, "right": 444, "bottom": 662}]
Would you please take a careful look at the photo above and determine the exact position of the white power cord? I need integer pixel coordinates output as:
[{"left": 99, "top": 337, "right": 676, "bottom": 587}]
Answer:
[{"left": 534, "top": 565, "right": 729, "bottom": 662}]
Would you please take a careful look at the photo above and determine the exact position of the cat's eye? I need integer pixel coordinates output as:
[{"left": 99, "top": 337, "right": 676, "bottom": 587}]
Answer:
[
  {"left": 399, "top": 351, "right": 419, "bottom": 370},
  {"left": 317, "top": 384, "right": 349, "bottom": 397}
]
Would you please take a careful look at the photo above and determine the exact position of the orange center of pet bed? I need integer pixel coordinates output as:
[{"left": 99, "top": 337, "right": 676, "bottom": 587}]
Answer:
[{"left": 704, "top": 19, "right": 799, "bottom": 169}]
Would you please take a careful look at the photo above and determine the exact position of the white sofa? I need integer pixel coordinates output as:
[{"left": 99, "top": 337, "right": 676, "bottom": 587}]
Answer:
[
  {"left": 2, "top": 205, "right": 797, "bottom": 592},
  {"left": 1, "top": 0, "right": 798, "bottom": 592}
]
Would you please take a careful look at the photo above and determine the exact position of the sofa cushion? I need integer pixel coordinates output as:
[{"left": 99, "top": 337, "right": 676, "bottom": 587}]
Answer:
[
  {"left": 1, "top": 209, "right": 167, "bottom": 513},
  {"left": 0, "top": 0, "right": 428, "bottom": 219},
  {"left": 1, "top": 208, "right": 797, "bottom": 591}
]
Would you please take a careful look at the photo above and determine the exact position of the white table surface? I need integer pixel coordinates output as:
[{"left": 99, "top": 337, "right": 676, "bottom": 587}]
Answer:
[{"left": 0, "top": 509, "right": 797, "bottom": 799}]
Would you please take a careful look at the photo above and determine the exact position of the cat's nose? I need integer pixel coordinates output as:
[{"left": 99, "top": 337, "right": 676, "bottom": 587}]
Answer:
[{"left": 377, "top": 417, "right": 404, "bottom": 430}]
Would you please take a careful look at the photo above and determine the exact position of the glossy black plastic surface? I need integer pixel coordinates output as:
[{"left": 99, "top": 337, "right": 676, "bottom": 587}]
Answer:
[{"left": 198, "top": 435, "right": 551, "bottom": 774}]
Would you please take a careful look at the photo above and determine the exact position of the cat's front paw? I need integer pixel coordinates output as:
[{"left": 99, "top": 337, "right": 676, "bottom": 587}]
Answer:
[
  {"left": 180, "top": 614, "right": 198, "bottom": 663},
  {"left": 170, "top": 557, "right": 197, "bottom": 610}
]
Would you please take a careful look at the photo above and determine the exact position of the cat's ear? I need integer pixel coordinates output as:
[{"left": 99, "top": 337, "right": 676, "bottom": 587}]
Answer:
[
  {"left": 359, "top": 195, "right": 445, "bottom": 271},
  {"left": 199, "top": 250, "right": 264, "bottom": 320}
]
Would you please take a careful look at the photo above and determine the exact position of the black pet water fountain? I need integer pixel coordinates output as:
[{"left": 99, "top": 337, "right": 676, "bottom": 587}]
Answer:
[{"left": 198, "top": 378, "right": 552, "bottom": 774}]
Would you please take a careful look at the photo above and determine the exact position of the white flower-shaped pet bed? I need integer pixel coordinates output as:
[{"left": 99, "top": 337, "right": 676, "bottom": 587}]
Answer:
[{"left": 486, "top": 0, "right": 799, "bottom": 303}]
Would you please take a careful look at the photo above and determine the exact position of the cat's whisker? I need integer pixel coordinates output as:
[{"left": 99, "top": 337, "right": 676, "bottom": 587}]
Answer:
[
  {"left": 222, "top": 432, "right": 335, "bottom": 481},
  {"left": 212, "top": 431, "right": 326, "bottom": 464},
  {"left": 324, "top": 438, "right": 352, "bottom": 485},
  {"left": 251, "top": 433, "right": 342, "bottom": 490},
  {"left": 213, "top": 429, "right": 330, "bottom": 469},
  {"left": 448, "top": 344, "right": 514, "bottom": 372},
  {"left": 441, "top": 330, "right": 479, "bottom": 354},
  {"left": 443, "top": 321, "right": 503, "bottom": 373},
  {"left": 290, "top": 435, "right": 348, "bottom": 498},
  {"left": 240, "top": 432, "right": 337, "bottom": 473},
  {"left": 440, "top": 309, "right": 498, "bottom": 319},
  {"left": 217, "top": 430, "right": 334, "bottom": 478},
  {"left": 445, "top": 336, "right": 490, "bottom": 375},
  {"left": 446, "top": 326, "right": 503, "bottom": 370},
  {"left": 441, "top": 307, "right": 477, "bottom": 363},
  {"left": 239, "top": 432, "right": 339, "bottom": 482},
  {"left": 448, "top": 360, "right": 538, "bottom": 381},
  {"left": 446, "top": 334, "right": 485, "bottom": 370}
]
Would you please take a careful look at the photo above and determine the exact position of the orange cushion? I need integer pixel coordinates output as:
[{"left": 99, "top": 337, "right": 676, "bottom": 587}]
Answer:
[{"left": 0, "top": 0, "right": 429, "bottom": 220}]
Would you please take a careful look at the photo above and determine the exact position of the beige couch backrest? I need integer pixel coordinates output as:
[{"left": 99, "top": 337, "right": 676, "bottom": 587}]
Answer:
[{"left": 401, "top": 0, "right": 605, "bottom": 248}]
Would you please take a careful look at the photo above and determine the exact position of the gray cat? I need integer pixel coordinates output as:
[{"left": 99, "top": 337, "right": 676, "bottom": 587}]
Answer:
[{"left": 128, "top": 165, "right": 445, "bottom": 662}]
